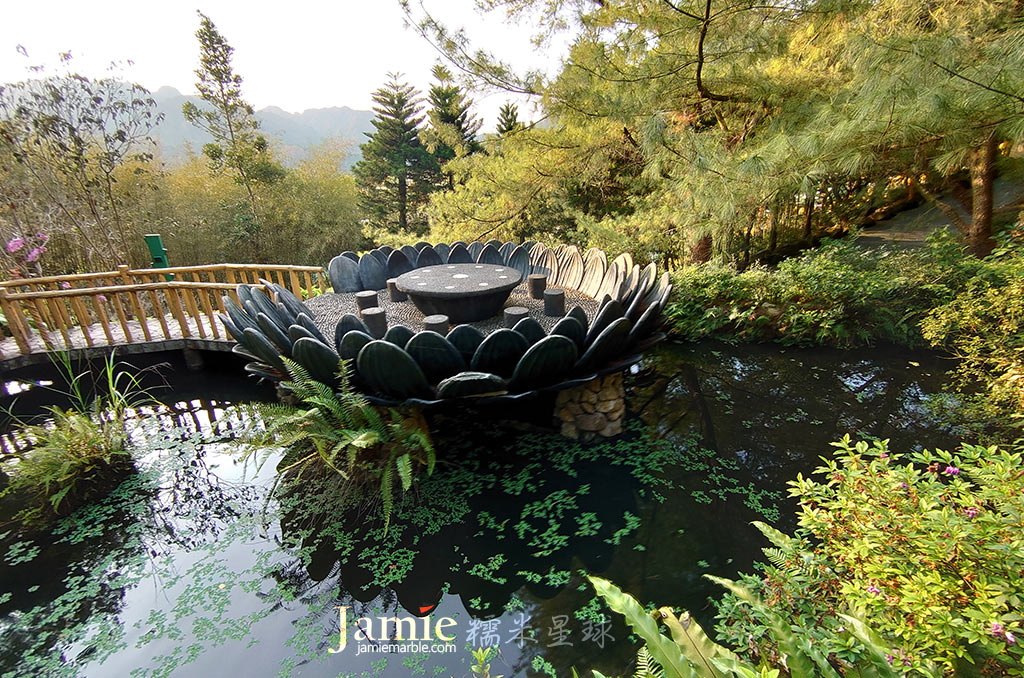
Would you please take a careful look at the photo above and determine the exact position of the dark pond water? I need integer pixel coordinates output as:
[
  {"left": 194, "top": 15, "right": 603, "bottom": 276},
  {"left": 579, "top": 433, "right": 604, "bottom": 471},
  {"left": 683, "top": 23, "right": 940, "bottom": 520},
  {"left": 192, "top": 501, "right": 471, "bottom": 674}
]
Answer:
[{"left": 0, "top": 342, "right": 963, "bottom": 678}]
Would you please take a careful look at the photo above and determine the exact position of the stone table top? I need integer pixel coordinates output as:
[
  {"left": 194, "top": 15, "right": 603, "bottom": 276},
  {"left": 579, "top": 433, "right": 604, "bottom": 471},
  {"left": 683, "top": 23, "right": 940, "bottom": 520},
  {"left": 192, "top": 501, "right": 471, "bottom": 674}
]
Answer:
[{"left": 395, "top": 264, "right": 523, "bottom": 298}]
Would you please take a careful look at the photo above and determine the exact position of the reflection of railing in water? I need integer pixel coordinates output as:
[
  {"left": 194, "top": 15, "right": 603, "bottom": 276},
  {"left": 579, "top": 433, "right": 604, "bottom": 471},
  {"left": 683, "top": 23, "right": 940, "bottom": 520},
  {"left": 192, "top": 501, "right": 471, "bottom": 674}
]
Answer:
[
  {"left": 0, "top": 398, "right": 259, "bottom": 458},
  {"left": 0, "top": 263, "right": 327, "bottom": 359}
]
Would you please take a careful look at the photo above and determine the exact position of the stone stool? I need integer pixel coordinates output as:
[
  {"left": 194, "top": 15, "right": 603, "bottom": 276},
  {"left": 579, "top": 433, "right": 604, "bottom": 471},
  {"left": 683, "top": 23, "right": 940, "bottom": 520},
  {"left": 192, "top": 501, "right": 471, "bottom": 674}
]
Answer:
[
  {"left": 543, "top": 288, "right": 565, "bottom": 317},
  {"left": 386, "top": 279, "right": 407, "bottom": 302},
  {"left": 527, "top": 274, "right": 547, "bottom": 299},
  {"left": 503, "top": 306, "right": 529, "bottom": 328},
  {"left": 424, "top": 314, "right": 449, "bottom": 334},
  {"left": 355, "top": 290, "right": 379, "bottom": 311},
  {"left": 362, "top": 307, "right": 387, "bottom": 338}
]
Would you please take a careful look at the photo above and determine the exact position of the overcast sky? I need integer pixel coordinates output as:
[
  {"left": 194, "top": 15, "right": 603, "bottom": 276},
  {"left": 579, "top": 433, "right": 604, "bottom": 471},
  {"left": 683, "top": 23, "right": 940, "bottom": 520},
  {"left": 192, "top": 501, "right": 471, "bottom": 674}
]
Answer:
[{"left": 0, "top": 0, "right": 568, "bottom": 131}]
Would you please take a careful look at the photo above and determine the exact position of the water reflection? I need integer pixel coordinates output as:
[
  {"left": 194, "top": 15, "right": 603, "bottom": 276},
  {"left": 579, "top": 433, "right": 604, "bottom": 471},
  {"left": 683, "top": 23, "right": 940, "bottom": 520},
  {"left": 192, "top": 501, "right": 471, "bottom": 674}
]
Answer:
[{"left": 0, "top": 341, "right": 964, "bottom": 678}]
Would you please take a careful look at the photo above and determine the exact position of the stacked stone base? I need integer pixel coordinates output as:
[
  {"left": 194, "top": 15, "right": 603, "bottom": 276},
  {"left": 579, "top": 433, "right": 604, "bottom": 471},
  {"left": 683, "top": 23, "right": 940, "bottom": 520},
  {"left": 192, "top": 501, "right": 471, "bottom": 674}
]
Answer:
[{"left": 555, "top": 371, "right": 626, "bottom": 440}]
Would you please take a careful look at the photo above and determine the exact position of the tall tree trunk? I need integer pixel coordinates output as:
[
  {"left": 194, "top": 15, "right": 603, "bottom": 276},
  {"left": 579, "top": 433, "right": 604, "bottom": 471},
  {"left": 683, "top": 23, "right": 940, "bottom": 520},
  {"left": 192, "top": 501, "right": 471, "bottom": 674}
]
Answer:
[
  {"left": 689, "top": 233, "right": 713, "bottom": 264},
  {"left": 968, "top": 132, "right": 998, "bottom": 257},
  {"left": 801, "top": 189, "right": 815, "bottom": 242},
  {"left": 398, "top": 174, "right": 408, "bottom": 231},
  {"left": 768, "top": 204, "right": 778, "bottom": 253}
]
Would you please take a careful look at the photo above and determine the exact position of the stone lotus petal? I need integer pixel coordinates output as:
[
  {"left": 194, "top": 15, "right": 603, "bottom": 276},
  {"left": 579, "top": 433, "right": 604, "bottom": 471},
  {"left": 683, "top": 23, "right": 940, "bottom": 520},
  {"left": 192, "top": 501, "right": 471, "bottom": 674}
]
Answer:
[
  {"left": 498, "top": 242, "right": 515, "bottom": 264},
  {"left": 357, "top": 340, "right": 433, "bottom": 399},
  {"left": 470, "top": 328, "right": 529, "bottom": 377},
  {"left": 338, "top": 329, "right": 373, "bottom": 360},
  {"left": 288, "top": 323, "right": 316, "bottom": 344},
  {"left": 550, "top": 315, "right": 586, "bottom": 350},
  {"left": 257, "top": 312, "right": 292, "bottom": 355},
  {"left": 340, "top": 250, "right": 359, "bottom": 262},
  {"left": 586, "top": 299, "right": 624, "bottom": 345},
  {"left": 358, "top": 253, "right": 388, "bottom": 291},
  {"left": 383, "top": 325, "right": 415, "bottom": 349},
  {"left": 295, "top": 313, "right": 328, "bottom": 345},
  {"left": 292, "top": 336, "right": 340, "bottom": 384},
  {"left": 378, "top": 245, "right": 395, "bottom": 255},
  {"left": 579, "top": 256, "right": 606, "bottom": 298},
  {"left": 328, "top": 254, "right": 362, "bottom": 293},
  {"left": 413, "top": 241, "right": 431, "bottom": 251},
  {"left": 446, "top": 243, "right": 473, "bottom": 264},
  {"left": 508, "top": 335, "right": 578, "bottom": 392},
  {"left": 627, "top": 299, "right": 665, "bottom": 348},
  {"left": 567, "top": 306, "right": 590, "bottom": 334},
  {"left": 415, "top": 246, "right": 443, "bottom": 269},
  {"left": 433, "top": 242, "right": 450, "bottom": 262},
  {"left": 529, "top": 245, "right": 558, "bottom": 279},
  {"left": 334, "top": 314, "right": 370, "bottom": 353},
  {"left": 506, "top": 244, "right": 532, "bottom": 280},
  {"left": 512, "top": 316, "right": 546, "bottom": 346},
  {"left": 484, "top": 239, "right": 502, "bottom": 249},
  {"left": 242, "top": 327, "right": 286, "bottom": 371},
  {"left": 405, "top": 331, "right": 467, "bottom": 383},
  {"left": 575, "top": 316, "right": 631, "bottom": 373},
  {"left": 387, "top": 249, "right": 415, "bottom": 279},
  {"left": 369, "top": 248, "right": 388, "bottom": 265},
  {"left": 476, "top": 243, "right": 503, "bottom": 265},
  {"left": 556, "top": 246, "right": 584, "bottom": 289},
  {"left": 400, "top": 245, "right": 419, "bottom": 264},
  {"left": 467, "top": 241, "right": 485, "bottom": 261},
  {"left": 446, "top": 324, "right": 485, "bottom": 364}
]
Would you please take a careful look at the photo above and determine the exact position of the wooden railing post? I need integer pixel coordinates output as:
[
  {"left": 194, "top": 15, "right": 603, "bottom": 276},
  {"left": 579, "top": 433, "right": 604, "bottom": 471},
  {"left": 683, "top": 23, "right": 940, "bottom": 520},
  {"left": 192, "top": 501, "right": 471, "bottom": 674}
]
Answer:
[{"left": 0, "top": 289, "right": 32, "bottom": 355}]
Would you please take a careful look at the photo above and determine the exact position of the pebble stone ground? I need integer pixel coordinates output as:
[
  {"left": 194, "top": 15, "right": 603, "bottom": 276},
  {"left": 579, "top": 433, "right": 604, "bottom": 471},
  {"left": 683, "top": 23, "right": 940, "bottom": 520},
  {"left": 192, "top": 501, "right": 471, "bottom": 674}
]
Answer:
[{"left": 305, "top": 281, "right": 599, "bottom": 339}]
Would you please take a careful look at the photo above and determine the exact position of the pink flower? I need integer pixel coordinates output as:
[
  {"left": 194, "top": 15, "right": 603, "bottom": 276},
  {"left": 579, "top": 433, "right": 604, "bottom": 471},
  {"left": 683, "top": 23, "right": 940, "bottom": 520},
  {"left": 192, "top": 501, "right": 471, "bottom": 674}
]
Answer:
[
  {"left": 867, "top": 584, "right": 881, "bottom": 595},
  {"left": 25, "top": 246, "right": 45, "bottom": 262},
  {"left": 944, "top": 465, "right": 960, "bottom": 476},
  {"left": 964, "top": 506, "right": 980, "bottom": 518},
  {"left": 96, "top": 295, "right": 107, "bottom": 303},
  {"left": 36, "top": 233, "right": 48, "bottom": 241},
  {"left": 60, "top": 282, "right": 72, "bottom": 289},
  {"left": 1007, "top": 632, "right": 1017, "bottom": 645},
  {"left": 6, "top": 237, "right": 24, "bottom": 253}
]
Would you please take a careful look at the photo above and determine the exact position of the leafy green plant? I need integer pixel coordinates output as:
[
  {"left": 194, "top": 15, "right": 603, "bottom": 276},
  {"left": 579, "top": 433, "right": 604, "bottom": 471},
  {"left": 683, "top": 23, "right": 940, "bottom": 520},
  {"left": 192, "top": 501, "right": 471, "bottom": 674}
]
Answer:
[
  {"left": 717, "top": 436, "right": 1023, "bottom": 676},
  {"left": 242, "top": 358, "right": 434, "bottom": 531},
  {"left": 470, "top": 646, "right": 503, "bottom": 678},
  {"left": 0, "top": 352, "right": 153, "bottom": 528},
  {"left": 590, "top": 575, "right": 904, "bottom": 678}
]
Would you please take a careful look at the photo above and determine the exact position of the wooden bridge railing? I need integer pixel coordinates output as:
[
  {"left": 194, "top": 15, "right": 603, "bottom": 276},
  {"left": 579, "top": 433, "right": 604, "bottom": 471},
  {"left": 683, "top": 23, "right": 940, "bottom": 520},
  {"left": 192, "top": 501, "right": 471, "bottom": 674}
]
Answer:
[{"left": 0, "top": 263, "right": 328, "bottom": 360}]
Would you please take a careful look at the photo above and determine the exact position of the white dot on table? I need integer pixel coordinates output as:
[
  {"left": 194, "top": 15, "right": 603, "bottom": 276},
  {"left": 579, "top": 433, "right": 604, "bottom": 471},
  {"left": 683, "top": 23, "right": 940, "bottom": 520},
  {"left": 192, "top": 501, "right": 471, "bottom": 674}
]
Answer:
[
  {"left": 417, "top": 282, "right": 427, "bottom": 286},
  {"left": 475, "top": 265, "right": 483, "bottom": 269},
  {"left": 444, "top": 285, "right": 455, "bottom": 289},
  {"left": 494, "top": 268, "right": 503, "bottom": 272},
  {"left": 446, "top": 266, "right": 455, "bottom": 269},
  {"left": 410, "top": 275, "right": 419, "bottom": 279},
  {"left": 499, "top": 275, "right": 508, "bottom": 279},
  {"left": 453, "top": 273, "right": 468, "bottom": 279},
  {"left": 478, "top": 282, "right": 488, "bottom": 287}
]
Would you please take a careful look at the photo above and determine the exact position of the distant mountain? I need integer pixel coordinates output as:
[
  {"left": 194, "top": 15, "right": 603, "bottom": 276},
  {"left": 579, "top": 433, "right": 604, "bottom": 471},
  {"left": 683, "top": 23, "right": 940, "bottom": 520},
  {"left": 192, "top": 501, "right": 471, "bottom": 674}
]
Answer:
[{"left": 149, "top": 86, "right": 375, "bottom": 170}]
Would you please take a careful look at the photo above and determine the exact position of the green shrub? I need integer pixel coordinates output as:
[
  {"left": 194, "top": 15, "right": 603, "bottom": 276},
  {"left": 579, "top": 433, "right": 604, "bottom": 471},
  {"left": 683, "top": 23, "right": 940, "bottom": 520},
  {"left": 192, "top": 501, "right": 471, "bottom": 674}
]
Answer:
[
  {"left": 0, "top": 353, "right": 151, "bottom": 529},
  {"left": 589, "top": 574, "right": 909, "bottom": 678},
  {"left": 920, "top": 240, "right": 1024, "bottom": 439},
  {"left": 242, "top": 358, "right": 435, "bottom": 531},
  {"left": 716, "top": 436, "right": 1024, "bottom": 677},
  {"left": 665, "top": 238, "right": 962, "bottom": 347}
]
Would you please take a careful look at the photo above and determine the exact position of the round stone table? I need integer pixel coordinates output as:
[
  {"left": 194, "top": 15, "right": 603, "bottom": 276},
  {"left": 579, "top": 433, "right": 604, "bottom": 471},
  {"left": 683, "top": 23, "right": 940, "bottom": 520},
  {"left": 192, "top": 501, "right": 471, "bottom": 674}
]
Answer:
[{"left": 394, "top": 263, "right": 523, "bottom": 323}]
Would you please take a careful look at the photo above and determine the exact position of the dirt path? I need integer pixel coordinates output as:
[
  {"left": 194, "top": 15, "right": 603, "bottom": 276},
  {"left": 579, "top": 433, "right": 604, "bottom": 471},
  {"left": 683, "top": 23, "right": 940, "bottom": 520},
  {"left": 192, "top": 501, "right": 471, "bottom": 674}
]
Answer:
[{"left": 856, "top": 178, "right": 1021, "bottom": 248}]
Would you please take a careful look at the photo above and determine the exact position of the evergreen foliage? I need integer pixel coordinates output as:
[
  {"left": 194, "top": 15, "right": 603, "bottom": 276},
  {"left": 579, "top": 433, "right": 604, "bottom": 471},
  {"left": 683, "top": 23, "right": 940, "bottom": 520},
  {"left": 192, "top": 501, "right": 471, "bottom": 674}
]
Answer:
[
  {"left": 495, "top": 102, "right": 521, "bottom": 137},
  {"left": 182, "top": 12, "right": 285, "bottom": 258},
  {"left": 423, "top": 64, "right": 482, "bottom": 190},
  {"left": 353, "top": 73, "right": 439, "bottom": 235}
]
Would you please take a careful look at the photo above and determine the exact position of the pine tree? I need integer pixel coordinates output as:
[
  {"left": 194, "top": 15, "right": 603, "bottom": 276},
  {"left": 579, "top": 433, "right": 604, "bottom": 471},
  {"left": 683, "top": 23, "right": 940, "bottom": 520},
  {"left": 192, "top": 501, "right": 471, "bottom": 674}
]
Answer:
[
  {"left": 496, "top": 102, "right": 520, "bottom": 136},
  {"left": 182, "top": 11, "right": 283, "bottom": 253},
  {"left": 423, "top": 65, "right": 482, "bottom": 189},
  {"left": 353, "top": 74, "right": 438, "bottom": 234}
]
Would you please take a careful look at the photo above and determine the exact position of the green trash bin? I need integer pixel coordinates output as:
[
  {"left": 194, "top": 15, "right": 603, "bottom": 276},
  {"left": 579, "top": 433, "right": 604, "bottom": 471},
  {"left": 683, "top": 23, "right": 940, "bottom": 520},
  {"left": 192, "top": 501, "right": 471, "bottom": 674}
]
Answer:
[{"left": 144, "top": 234, "right": 173, "bottom": 281}]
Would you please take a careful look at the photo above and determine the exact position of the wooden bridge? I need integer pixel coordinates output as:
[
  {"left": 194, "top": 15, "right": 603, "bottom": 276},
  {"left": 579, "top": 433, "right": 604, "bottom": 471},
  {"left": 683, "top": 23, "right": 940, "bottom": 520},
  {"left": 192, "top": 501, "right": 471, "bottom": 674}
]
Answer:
[{"left": 0, "top": 263, "right": 328, "bottom": 371}]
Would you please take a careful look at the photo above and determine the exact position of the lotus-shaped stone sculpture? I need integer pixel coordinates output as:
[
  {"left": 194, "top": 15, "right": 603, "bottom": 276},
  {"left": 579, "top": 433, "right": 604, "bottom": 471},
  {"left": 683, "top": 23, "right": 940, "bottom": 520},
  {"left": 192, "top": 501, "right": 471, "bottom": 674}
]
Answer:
[{"left": 218, "top": 241, "right": 671, "bottom": 406}]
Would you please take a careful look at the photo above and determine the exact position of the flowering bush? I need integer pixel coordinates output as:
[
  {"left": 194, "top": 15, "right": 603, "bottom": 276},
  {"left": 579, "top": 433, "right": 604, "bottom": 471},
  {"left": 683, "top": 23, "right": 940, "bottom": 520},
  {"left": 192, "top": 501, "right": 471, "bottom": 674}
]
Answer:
[
  {"left": 716, "top": 436, "right": 1024, "bottom": 676},
  {"left": 2, "top": 232, "right": 49, "bottom": 277}
]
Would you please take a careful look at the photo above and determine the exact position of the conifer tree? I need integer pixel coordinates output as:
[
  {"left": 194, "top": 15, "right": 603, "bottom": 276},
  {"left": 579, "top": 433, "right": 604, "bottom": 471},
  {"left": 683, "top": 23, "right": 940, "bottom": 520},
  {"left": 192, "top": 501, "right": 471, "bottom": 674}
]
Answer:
[
  {"left": 495, "top": 102, "right": 520, "bottom": 136},
  {"left": 183, "top": 11, "right": 283, "bottom": 252},
  {"left": 422, "top": 65, "right": 482, "bottom": 190},
  {"left": 353, "top": 74, "right": 438, "bottom": 233}
]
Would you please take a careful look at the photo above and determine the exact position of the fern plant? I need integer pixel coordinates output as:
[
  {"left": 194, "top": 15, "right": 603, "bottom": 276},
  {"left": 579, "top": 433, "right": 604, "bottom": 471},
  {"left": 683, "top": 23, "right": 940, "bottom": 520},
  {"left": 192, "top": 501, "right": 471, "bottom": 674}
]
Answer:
[
  {"left": 242, "top": 358, "right": 434, "bottom": 531},
  {"left": 588, "top": 575, "right": 911, "bottom": 678}
]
